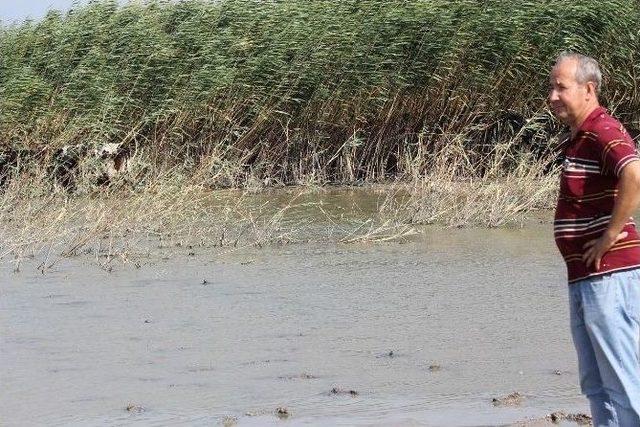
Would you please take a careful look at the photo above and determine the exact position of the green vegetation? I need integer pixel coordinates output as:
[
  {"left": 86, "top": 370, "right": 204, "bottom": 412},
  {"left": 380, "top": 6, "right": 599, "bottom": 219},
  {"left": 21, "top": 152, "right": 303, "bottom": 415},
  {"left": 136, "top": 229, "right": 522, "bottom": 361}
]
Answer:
[
  {"left": 1, "top": 0, "right": 639, "bottom": 188},
  {"left": 0, "top": 0, "right": 636, "bottom": 264}
]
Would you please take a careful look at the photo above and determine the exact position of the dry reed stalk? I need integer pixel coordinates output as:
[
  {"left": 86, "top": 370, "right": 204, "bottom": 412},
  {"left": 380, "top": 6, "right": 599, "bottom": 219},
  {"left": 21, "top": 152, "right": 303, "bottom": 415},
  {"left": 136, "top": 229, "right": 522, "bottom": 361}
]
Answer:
[
  {"left": 0, "top": 175, "right": 317, "bottom": 270},
  {"left": 384, "top": 156, "right": 559, "bottom": 228}
]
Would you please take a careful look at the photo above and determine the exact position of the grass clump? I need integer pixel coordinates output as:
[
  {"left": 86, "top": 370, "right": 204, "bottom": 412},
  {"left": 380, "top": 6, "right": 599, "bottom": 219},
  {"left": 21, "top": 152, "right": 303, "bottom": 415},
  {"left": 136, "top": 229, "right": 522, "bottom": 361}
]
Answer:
[{"left": 0, "top": 173, "right": 316, "bottom": 271}]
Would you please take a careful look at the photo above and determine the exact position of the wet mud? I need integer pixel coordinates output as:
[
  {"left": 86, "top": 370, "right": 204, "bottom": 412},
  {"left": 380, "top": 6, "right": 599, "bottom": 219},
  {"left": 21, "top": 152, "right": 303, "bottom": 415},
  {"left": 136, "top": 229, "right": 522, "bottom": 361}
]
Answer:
[{"left": 511, "top": 410, "right": 592, "bottom": 426}]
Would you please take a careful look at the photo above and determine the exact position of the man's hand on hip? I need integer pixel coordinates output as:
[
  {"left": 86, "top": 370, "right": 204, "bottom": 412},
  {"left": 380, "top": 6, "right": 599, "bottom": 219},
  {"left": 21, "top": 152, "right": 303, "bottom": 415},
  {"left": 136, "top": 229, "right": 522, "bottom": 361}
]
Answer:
[
  {"left": 583, "top": 231, "right": 629, "bottom": 271},
  {"left": 582, "top": 161, "right": 640, "bottom": 271}
]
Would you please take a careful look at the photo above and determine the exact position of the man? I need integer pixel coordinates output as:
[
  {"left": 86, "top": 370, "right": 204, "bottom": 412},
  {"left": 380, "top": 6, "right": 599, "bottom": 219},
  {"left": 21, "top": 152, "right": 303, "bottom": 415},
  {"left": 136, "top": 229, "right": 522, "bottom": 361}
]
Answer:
[{"left": 550, "top": 52, "right": 640, "bottom": 426}]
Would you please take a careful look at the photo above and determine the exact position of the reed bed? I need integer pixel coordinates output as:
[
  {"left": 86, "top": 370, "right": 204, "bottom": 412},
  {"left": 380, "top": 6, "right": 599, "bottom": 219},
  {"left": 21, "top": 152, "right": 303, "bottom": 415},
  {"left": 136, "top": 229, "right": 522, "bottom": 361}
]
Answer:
[
  {"left": 383, "top": 131, "right": 562, "bottom": 228},
  {"left": 0, "top": 0, "right": 635, "bottom": 265},
  {"left": 1, "top": 0, "right": 639, "bottom": 187},
  {"left": 0, "top": 141, "right": 556, "bottom": 268}
]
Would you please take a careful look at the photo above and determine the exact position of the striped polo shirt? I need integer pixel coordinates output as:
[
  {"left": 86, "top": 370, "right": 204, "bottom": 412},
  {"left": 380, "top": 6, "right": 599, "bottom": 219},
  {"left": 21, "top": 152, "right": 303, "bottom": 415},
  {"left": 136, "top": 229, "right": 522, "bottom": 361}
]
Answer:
[{"left": 554, "top": 106, "right": 640, "bottom": 283}]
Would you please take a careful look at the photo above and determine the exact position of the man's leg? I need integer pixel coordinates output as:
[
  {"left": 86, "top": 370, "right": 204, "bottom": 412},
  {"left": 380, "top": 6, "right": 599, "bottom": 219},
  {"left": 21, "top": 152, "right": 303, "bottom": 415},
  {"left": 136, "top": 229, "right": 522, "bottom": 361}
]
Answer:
[
  {"left": 579, "top": 270, "right": 640, "bottom": 425},
  {"left": 570, "top": 281, "right": 618, "bottom": 425}
]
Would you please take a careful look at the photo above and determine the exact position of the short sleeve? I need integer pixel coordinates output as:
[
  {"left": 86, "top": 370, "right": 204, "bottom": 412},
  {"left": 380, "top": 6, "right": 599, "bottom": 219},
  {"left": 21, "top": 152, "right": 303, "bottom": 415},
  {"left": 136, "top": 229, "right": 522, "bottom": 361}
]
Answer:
[{"left": 595, "top": 124, "right": 639, "bottom": 177}]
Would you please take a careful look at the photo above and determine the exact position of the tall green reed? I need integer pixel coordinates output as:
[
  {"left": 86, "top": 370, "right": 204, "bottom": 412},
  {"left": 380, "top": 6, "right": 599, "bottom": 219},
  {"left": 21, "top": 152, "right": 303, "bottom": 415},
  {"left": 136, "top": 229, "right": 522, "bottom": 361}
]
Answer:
[{"left": 1, "top": 0, "right": 638, "bottom": 187}]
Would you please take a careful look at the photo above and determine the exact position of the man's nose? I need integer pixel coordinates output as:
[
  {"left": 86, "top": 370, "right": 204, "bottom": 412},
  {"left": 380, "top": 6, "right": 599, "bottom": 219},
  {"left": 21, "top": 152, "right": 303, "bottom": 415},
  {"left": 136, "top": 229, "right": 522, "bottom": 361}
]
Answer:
[{"left": 548, "top": 89, "right": 559, "bottom": 102}]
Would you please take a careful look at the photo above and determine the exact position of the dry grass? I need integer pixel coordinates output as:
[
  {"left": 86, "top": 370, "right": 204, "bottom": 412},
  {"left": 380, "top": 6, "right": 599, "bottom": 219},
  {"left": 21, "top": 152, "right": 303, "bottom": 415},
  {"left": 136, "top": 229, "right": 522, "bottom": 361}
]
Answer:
[
  {"left": 0, "top": 173, "right": 318, "bottom": 272},
  {"left": 0, "top": 129, "right": 561, "bottom": 271},
  {"left": 388, "top": 172, "right": 557, "bottom": 228},
  {"left": 0, "top": 173, "right": 558, "bottom": 271},
  {"left": 377, "top": 133, "right": 560, "bottom": 228}
]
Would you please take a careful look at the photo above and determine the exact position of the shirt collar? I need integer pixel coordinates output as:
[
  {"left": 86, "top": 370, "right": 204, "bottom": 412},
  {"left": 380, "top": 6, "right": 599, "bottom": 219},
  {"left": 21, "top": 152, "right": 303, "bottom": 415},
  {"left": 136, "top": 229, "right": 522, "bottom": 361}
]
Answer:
[{"left": 577, "top": 106, "right": 606, "bottom": 132}]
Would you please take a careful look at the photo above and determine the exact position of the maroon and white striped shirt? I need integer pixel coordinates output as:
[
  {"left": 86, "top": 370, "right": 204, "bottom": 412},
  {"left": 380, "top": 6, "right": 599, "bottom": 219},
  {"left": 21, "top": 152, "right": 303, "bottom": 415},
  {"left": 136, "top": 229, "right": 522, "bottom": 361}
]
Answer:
[{"left": 554, "top": 106, "right": 640, "bottom": 283}]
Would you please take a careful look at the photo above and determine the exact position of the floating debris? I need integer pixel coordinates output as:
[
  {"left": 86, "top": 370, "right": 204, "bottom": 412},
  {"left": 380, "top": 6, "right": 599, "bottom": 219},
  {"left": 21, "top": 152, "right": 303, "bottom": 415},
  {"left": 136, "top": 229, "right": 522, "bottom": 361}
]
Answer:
[
  {"left": 330, "top": 387, "right": 358, "bottom": 397},
  {"left": 566, "top": 413, "right": 592, "bottom": 425},
  {"left": 375, "top": 350, "right": 400, "bottom": 359},
  {"left": 275, "top": 407, "right": 290, "bottom": 419},
  {"left": 492, "top": 392, "right": 523, "bottom": 406},
  {"left": 549, "top": 411, "right": 567, "bottom": 423},
  {"left": 550, "top": 412, "right": 592, "bottom": 425},
  {"left": 221, "top": 415, "right": 237, "bottom": 427},
  {"left": 278, "top": 372, "right": 317, "bottom": 380},
  {"left": 125, "top": 404, "right": 145, "bottom": 413}
]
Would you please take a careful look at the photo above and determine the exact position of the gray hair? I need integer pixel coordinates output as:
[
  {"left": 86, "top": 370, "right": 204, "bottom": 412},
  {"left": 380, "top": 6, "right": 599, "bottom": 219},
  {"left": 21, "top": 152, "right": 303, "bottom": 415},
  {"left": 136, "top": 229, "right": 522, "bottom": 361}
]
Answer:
[{"left": 554, "top": 52, "right": 603, "bottom": 94}]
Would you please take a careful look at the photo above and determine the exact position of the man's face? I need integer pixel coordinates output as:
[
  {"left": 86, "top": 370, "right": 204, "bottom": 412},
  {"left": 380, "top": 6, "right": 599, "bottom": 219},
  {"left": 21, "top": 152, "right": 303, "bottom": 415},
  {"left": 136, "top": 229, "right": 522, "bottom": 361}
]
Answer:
[{"left": 548, "top": 59, "right": 590, "bottom": 126}]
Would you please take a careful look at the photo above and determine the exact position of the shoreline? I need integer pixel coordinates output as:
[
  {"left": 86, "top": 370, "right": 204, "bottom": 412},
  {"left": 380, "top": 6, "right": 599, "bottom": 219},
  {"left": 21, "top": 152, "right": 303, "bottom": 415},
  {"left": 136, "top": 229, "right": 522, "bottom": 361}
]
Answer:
[{"left": 0, "top": 180, "right": 557, "bottom": 271}]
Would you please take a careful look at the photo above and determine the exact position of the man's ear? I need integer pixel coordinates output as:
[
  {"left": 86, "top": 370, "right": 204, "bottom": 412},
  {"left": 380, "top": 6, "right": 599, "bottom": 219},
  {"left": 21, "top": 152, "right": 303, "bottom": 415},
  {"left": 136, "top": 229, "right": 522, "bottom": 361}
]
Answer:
[{"left": 586, "top": 81, "right": 597, "bottom": 99}]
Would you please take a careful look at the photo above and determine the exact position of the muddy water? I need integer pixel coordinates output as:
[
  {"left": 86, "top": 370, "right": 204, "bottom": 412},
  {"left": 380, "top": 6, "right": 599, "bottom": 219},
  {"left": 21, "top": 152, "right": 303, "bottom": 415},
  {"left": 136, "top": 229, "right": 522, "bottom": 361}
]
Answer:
[{"left": 2, "top": 225, "right": 589, "bottom": 426}]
